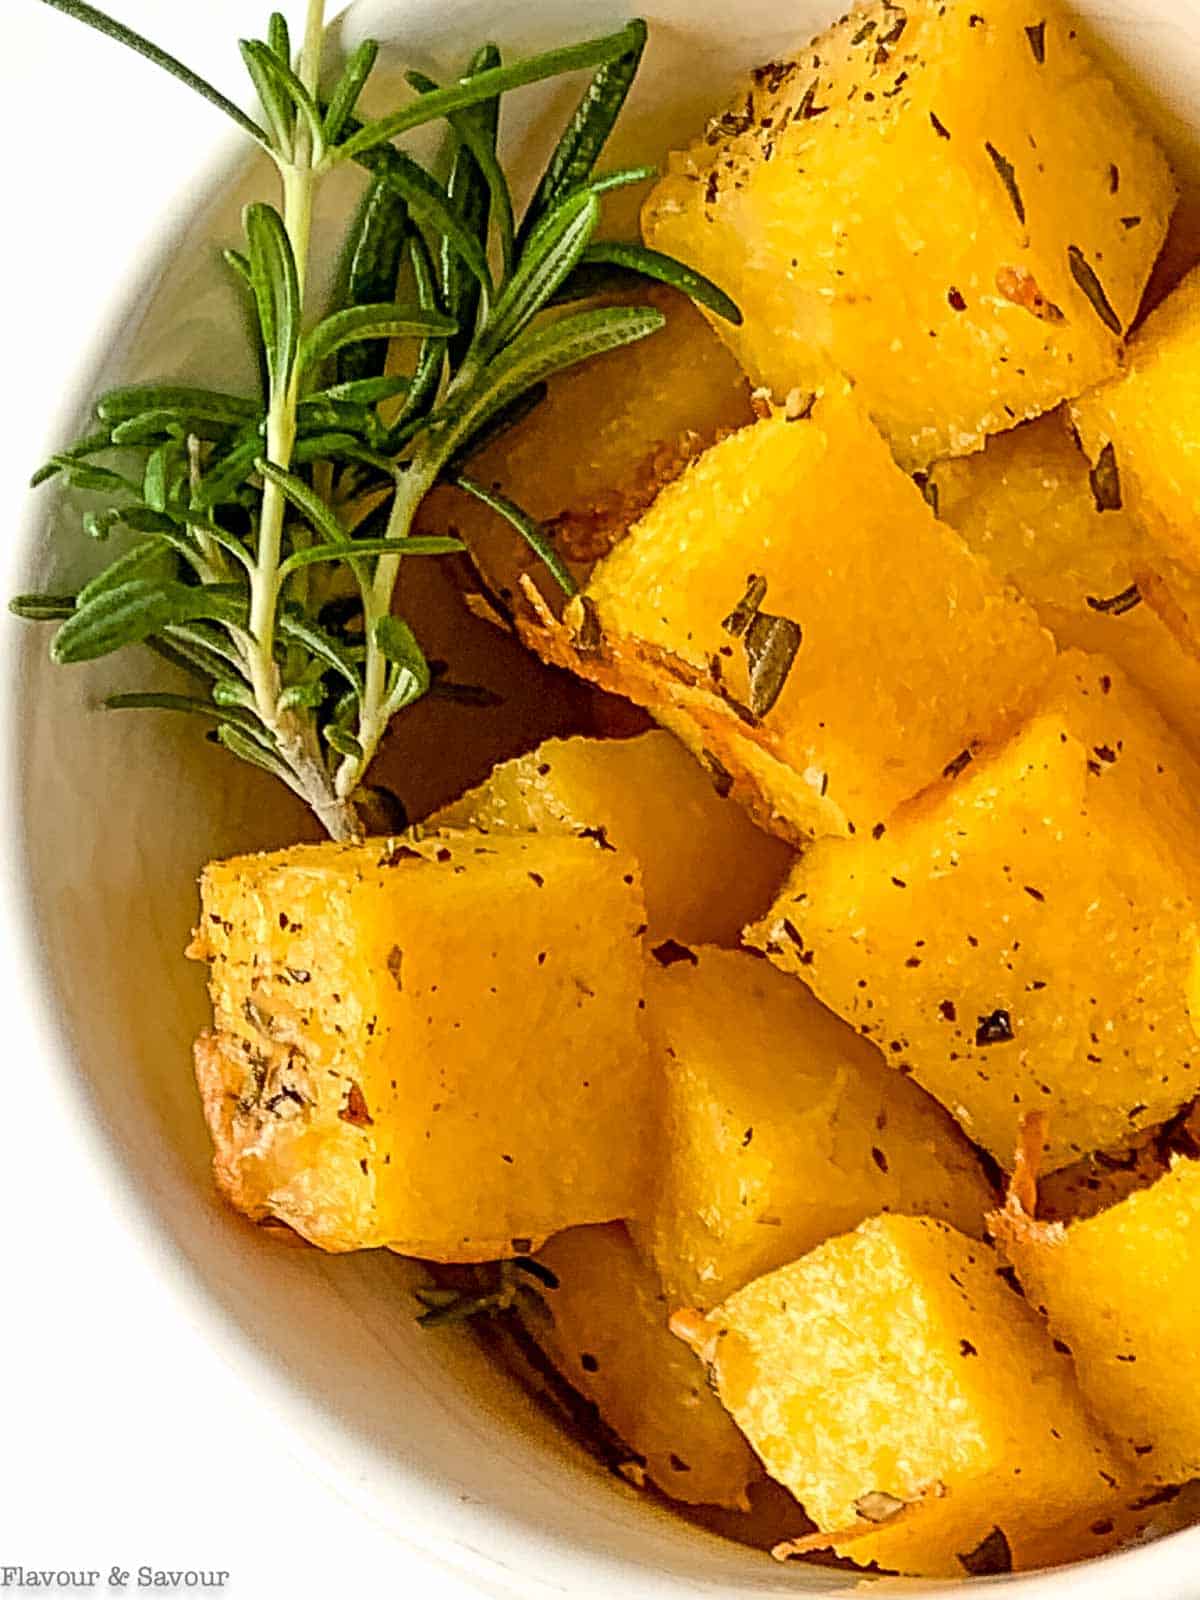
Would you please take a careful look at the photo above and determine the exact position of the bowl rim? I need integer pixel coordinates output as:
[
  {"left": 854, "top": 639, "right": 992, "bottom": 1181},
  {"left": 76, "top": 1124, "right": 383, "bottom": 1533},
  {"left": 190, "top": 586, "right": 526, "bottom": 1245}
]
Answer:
[{"left": 6, "top": 3, "right": 1200, "bottom": 1594}]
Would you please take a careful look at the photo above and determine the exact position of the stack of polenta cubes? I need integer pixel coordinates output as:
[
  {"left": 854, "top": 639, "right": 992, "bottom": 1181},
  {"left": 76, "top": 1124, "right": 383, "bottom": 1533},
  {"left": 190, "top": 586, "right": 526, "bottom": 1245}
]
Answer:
[{"left": 191, "top": 0, "right": 1200, "bottom": 1579}]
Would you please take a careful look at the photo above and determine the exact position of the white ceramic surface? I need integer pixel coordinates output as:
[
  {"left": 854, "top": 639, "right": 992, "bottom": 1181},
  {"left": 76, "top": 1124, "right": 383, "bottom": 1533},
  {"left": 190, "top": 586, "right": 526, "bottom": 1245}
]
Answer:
[{"left": 7, "top": 1, "right": 1200, "bottom": 1594}]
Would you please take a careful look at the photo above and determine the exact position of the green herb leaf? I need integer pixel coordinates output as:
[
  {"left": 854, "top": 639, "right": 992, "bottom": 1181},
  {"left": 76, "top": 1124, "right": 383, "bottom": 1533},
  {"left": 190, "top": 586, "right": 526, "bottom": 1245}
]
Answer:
[
  {"left": 481, "top": 190, "right": 600, "bottom": 358},
  {"left": 191, "top": 433, "right": 263, "bottom": 512},
  {"left": 324, "top": 723, "right": 365, "bottom": 759},
  {"left": 242, "top": 39, "right": 325, "bottom": 160},
  {"left": 333, "top": 173, "right": 411, "bottom": 385},
  {"left": 313, "top": 373, "right": 412, "bottom": 406},
  {"left": 37, "top": 0, "right": 270, "bottom": 147},
  {"left": 298, "top": 303, "right": 456, "bottom": 375},
  {"left": 574, "top": 242, "right": 742, "bottom": 323},
  {"left": 267, "top": 13, "right": 291, "bottom": 65},
  {"left": 519, "top": 20, "right": 647, "bottom": 244},
  {"left": 240, "top": 37, "right": 296, "bottom": 154},
  {"left": 453, "top": 475, "right": 577, "bottom": 597},
  {"left": 96, "top": 384, "right": 259, "bottom": 427},
  {"left": 216, "top": 722, "right": 297, "bottom": 785},
  {"left": 9, "top": 593, "right": 78, "bottom": 622},
  {"left": 376, "top": 614, "right": 432, "bottom": 708},
  {"left": 76, "top": 536, "right": 176, "bottom": 606},
  {"left": 106, "top": 690, "right": 269, "bottom": 742},
  {"left": 359, "top": 146, "right": 493, "bottom": 297},
  {"left": 336, "top": 21, "right": 647, "bottom": 163},
  {"left": 386, "top": 231, "right": 447, "bottom": 442},
  {"left": 51, "top": 579, "right": 240, "bottom": 664},
  {"left": 30, "top": 429, "right": 114, "bottom": 489},
  {"left": 277, "top": 611, "right": 362, "bottom": 689},
  {"left": 279, "top": 535, "right": 463, "bottom": 582},
  {"left": 245, "top": 202, "right": 301, "bottom": 393},
  {"left": 255, "top": 459, "right": 350, "bottom": 547},
  {"left": 432, "top": 304, "right": 665, "bottom": 472},
  {"left": 323, "top": 39, "right": 380, "bottom": 146}
]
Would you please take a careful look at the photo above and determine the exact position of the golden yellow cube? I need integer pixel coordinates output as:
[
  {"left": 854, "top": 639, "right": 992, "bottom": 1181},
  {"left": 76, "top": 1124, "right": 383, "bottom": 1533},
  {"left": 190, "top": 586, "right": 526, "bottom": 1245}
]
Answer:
[
  {"left": 432, "top": 732, "right": 792, "bottom": 946},
  {"left": 751, "top": 652, "right": 1200, "bottom": 1171},
  {"left": 998, "top": 1158, "right": 1200, "bottom": 1485},
  {"left": 525, "top": 1223, "right": 762, "bottom": 1509},
  {"left": 190, "top": 832, "right": 652, "bottom": 1259},
  {"left": 644, "top": 0, "right": 1174, "bottom": 468},
  {"left": 571, "top": 383, "right": 1053, "bottom": 842},
  {"left": 931, "top": 411, "right": 1200, "bottom": 752},
  {"left": 687, "top": 1216, "right": 1126, "bottom": 1576},
  {"left": 645, "top": 947, "right": 994, "bottom": 1308},
  {"left": 1073, "top": 266, "right": 1200, "bottom": 572},
  {"left": 418, "top": 285, "right": 752, "bottom": 607}
]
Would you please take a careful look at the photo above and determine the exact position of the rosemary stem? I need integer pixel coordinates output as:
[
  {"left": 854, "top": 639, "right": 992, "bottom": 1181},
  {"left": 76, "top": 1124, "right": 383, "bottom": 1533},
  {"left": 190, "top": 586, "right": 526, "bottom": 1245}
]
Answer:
[
  {"left": 334, "top": 460, "right": 437, "bottom": 800},
  {"left": 239, "top": 0, "right": 363, "bottom": 843}
]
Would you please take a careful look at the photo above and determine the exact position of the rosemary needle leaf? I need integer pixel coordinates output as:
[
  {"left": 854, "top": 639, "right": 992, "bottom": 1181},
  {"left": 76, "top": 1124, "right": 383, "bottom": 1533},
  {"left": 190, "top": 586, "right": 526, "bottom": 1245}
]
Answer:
[
  {"left": 191, "top": 434, "right": 263, "bottom": 512},
  {"left": 376, "top": 613, "right": 429, "bottom": 671},
  {"left": 298, "top": 303, "right": 456, "bottom": 374},
  {"left": 568, "top": 164, "right": 657, "bottom": 198},
  {"left": 436, "top": 304, "right": 666, "bottom": 469},
  {"left": 30, "top": 429, "right": 114, "bottom": 489},
  {"left": 240, "top": 37, "right": 295, "bottom": 154},
  {"left": 277, "top": 612, "right": 362, "bottom": 690},
  {"left": 388, "top": 231, "right": 447, "bottom": 440},
  {"left": 278, "top": 536, "right": 463, "bottom": 582},
  {"left": 323, "top": 39, "right": 381, "bottom": 147},
  {"left": 105, "top": 690, "right": 268, "bottom": 742},
  {"left": 334, "top": 173, "right": 411, "bottom": 386},
  {"left": 216, "top": 722, "right": 297, "bottom": 784},
  {"left": 245, "top": 203, "right": 301, "bottom": 394},
  {"left": 48, "top": 457, "right": 140, "bottom": 496},
  {"left": 223, "top": 248, "right": 253, "bottom": 288},
  {"left": 97, "top": 384, "right": 259, "bottom": 427},
  {"left": 453, "top": 475, "right": 577, "bottom": 597},
  {"left": 50, "top": 579, "right": 238, "bottom": 665},
  {"left": 576, "top": 241, "right": 742, "bottom": 323},
  {"left": 240, "top": 39, "right": 326, "bottom": 163},
  {"left": 267, "top": 12, "right": 291, "bottom": 65},
  {"left": 256, "top": 460, "right": 350, "bottom": 547},
  {"left": 409, "top": 51, "right": 516, "bottom": 291},
  {"left": 519, "top": 21, "right": 647, "bottom": 244},
  {"left": 76, "top": 536, "right": 176, "bottom": 606},
  {"left": 358, "top": 147, "right": 493, "bottom": 296},
  {"left": 290, "top": 434, "right": 398, "bottom": 477},
  {"left": 314, "top": 373, "right": 412, "bottom": 406},
  {"left": 481, "top": 189, "right": 600, "bottom": 358},
  {"left": 35, "top": 0, "right": 271, "bottom": 149},
  {"left": 336, "top": 21, "right": 646, "bottom": 162},
  {"left": 9, "top": 593, "right": 77, "bottom": 622},
  {"left": 324, "top": 724, "right": 365, "bottom": 760}
]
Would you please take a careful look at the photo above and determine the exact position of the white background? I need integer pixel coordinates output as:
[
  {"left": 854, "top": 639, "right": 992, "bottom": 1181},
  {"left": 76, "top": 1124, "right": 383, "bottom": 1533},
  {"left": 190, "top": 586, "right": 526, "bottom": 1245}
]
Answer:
[{"left": 0, "top": 4, "right": 476, "bottom": 1595}]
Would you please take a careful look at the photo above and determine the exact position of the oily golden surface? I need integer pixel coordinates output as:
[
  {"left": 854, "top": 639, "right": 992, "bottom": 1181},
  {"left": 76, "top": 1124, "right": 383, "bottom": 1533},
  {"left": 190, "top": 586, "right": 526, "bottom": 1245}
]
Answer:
[
  {"left": 191, "top": 832, "right": 652, "bottom": 1258},
  {"left": 418, "top": 285, "right": 753, "bottom": 610},
  {"left": 997, "top": 1159, "right": 1200, "bottom": 1486},
  {"left": 696, "top": 1216, "right": 1126, "bottom": 1576},
  {"left": 644, "top": 0, "right": 1175, "bottom": 467},
  {"left": 751, "top": 652, "right": 1200, "bottom": 1171},
  {"left": 525, "top": 1223, "right": 762, "bottom": 1509},
  {"left": 1073, "top": 265, "right": 1200, "bottom": 571},
  {"left": 572, "top": 383, "right": 1053, "bottom": 842},
  {"left": 432, "top": 732, "right": 793, "bottom": 946},
  {"left": 932, "top": 411, "right": 1200, "bottom": 751},
  {"left": 645, "top": 948, "right": 994, "bottom": 1308}
]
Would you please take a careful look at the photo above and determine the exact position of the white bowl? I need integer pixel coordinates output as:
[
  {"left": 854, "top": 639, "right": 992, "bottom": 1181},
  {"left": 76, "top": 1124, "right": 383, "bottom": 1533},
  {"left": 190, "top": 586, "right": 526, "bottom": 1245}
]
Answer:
[{"left": 7, "top": 0, "right": 1200, "bottom": 1593}]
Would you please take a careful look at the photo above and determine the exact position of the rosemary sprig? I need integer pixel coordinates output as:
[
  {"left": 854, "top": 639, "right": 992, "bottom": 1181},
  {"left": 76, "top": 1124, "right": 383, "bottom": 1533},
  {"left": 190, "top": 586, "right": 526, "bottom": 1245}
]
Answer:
[{"left": 18, "top": 2, "right": 739, "bottom": 839}]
